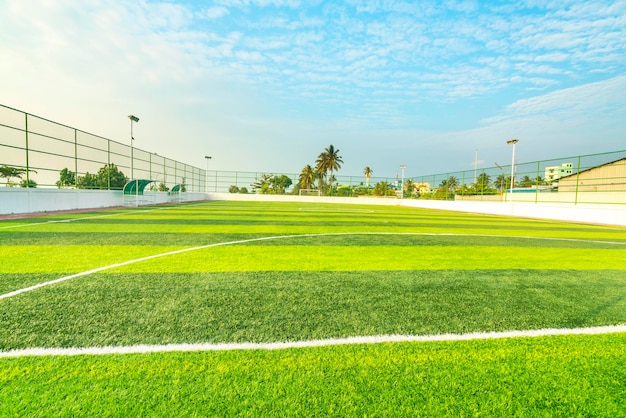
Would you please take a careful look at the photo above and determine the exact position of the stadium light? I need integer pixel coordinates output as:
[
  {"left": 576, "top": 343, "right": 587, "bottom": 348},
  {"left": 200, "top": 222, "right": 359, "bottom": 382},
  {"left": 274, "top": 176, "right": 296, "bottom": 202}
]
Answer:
[
  {"left": 400, "top": 164, "right": 406, "bottom": 200},
  {"left": 506, "top": 139, "right": 519, "bottom": 203},
  {"left": 129, "top": 115, "right": 139, "bottom": 206},
  {"left": 204, "top": 155, "right": 212, "bottom": 194}
]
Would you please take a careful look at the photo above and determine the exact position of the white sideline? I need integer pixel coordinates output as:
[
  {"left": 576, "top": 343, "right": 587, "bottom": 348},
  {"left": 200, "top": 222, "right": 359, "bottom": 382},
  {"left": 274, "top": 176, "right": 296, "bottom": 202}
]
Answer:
[
  {"left": 0, "top": 204, "right": 181, "bottom": 230},
  {"left": 1, "top": 325, "right": 625, "bottom": 358},
  {"left": 2, "top": 232, "right": 626, "bottom": 301}
]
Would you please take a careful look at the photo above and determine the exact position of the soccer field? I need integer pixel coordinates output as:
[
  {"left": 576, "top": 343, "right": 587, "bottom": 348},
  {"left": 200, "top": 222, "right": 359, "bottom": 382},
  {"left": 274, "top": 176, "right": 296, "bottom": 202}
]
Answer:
[{"left": 1, "top": 201, "right": 625, "bottom": 416}]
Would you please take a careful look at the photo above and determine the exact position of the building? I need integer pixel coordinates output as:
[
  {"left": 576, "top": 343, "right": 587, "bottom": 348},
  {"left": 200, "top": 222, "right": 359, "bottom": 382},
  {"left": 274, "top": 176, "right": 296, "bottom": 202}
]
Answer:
[
  {"left": 544, "top": 163, "right": 573, "bottom": 183},
  {"left": 415, "top": 182, "right": 432, "bottom": 194},
  {"left": 557, "top": 158, "right": 626, "bottom": 192}
]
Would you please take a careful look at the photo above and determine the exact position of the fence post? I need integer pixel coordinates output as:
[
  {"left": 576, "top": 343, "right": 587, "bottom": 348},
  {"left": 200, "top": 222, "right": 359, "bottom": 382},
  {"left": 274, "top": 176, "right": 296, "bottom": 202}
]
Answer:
[
  {"left": 74, "top": 129, "right": 78, "bottom": 189},
  {"left": 461, "top": 171, "right": 465, "bottom": 198},
  {"left": 535, "top": 161, "right": 540, "bottom": 203},
  {"left": 24, "top": 113, "right": 30, "bottom": 185},
  {"left": 574, "top": 155, "right": 581, "bottom": 205},
  {"left": 107, "top": 137, "right": 111, "bottom": 190},
  {"left": 163, "top": 158, "right": 166, "bottom": 189}
]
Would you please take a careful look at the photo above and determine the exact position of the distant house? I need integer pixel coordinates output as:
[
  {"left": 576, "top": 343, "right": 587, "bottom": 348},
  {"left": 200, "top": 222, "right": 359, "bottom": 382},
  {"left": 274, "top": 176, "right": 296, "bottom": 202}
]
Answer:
[
  {"left": 557, "top": 158, "right": 626, "bottom": 192},
  {"left": 415, "top": 182, "right": 432, "bottom": 194},
  {"left": 544, "top": 163, "right": 573, "bottom": 183}
]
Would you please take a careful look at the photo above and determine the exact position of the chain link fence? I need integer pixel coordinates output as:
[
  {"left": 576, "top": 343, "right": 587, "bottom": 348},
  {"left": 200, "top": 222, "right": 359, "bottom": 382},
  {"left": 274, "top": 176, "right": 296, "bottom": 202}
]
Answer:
[
  {"left": 0, "top": 104, "right": 204, "bottom": 191},
  {"left": 208, "top": 151, "right": 626, "bottom": 204},
  {"left": 2, "top": 104, "right": 625, "bottom": 204}
]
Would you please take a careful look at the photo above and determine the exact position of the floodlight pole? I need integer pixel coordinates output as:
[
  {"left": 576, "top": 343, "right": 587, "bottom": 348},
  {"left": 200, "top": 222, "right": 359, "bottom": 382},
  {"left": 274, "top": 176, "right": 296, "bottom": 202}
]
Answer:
[
  {"left": 129, "top": 115, "right": 139, "bottom": 206},
  {"left": 474, "top": 149, "right": 478, "bottom": 184},
  {"left": 400, "top": 165, "right": 406, "bottom": 200},
  {"left": 204, "top": 155, "right": 212, "bottom": 194},
  {"left": 507, "top": 139, "right": 519, "bottom": 204}
]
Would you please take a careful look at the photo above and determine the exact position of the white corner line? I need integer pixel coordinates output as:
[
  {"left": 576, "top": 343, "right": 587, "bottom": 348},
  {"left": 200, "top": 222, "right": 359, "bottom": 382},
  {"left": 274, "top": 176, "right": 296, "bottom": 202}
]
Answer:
[{"left": 1, "top": 325, "right": 625, "bottom": 358}]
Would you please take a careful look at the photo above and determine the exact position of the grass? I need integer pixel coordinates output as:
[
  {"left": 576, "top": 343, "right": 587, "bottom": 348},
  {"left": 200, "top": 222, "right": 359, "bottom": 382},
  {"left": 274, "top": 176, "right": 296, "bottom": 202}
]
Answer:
[
  {"left": 1, "top": 201, "right": 625, "bottom": 416},
  {"left": 1, "top": 334, "right": 624, "bottom": 416},
  {"left": 1, "top": 270, "right": 625, "bottom": 349}
]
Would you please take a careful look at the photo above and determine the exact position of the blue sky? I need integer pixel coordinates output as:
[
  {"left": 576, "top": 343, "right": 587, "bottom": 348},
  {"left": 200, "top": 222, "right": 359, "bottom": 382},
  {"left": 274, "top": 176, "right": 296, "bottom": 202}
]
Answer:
[{"left": 1, "top": 0, "right": 625, "bottom": 178}]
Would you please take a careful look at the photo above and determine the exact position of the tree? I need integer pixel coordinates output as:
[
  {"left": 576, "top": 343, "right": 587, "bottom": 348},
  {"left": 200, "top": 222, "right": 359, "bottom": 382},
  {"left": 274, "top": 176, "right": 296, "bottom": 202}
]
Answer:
[
  {"left": 519, "top": 175, "right": 544, "bottom": 188},
  {"left": 76, "top": 163, "right": 127, "bottom": 190},
  {"left": 474, "top": 172, "right": 492, "bottom": 194},
  {"left": 447, "top": 176, "right": 459, "bottom": 192},
  {"left": 0, "top": 165, "right": 30, "bottom": 187},
  {"left": 299, "top": 164, "right": 315, "bottom": 190},
  {"left": 495, "top": 174, "right": 509, "bottom": 192},
  {"left": 229, "top": 185, "right": 240, "bottom": 193},
  {"left": 269, "top": 174, "right": 292, "bottom": 194},
  {"left": 373, "top": 180, "right": 391, "bottom": 196},
  {"left": 251, "top": 173, "right": 273, "bottom": 194},
  {"left": 98, "top": 164, "right": 127, "bottom": 189},
  {"left": 404, "top": 178, "right": 415, "bottom": 197},
  {"left": 315, "top": 145, "right": 343, "bottom": 195},
  {"left": 364, "top": 166, "right": 373, "bottom": 187},
  {"left": 77, "top": 172, "right": 98, "bottom": 189},
  {"left": 56, "top": 168, "right": 77, "bottom": 188},
  {"left": 20, "top": 178, "right": 37, "bottom": 188},
  {"left": 314, "top": 168, "right": 327, "bottom": 194}
]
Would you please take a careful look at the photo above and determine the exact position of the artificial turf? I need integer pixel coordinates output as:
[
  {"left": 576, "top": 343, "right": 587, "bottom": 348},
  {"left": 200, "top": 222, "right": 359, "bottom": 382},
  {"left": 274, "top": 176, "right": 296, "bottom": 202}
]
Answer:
[{"left": 1, "top": 201, "right": 625, "bottom": 416}]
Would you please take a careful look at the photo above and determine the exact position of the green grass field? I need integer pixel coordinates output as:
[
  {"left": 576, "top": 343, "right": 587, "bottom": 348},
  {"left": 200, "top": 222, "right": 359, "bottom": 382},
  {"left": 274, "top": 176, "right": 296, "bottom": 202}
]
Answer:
[{"left": 1, "top": 201, "right": 625, "bottom": 416}]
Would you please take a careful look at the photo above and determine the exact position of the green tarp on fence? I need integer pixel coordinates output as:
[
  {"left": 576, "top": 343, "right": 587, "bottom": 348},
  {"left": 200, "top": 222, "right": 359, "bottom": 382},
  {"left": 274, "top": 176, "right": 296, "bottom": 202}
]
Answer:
[{"left": 123, "top": 180, "right": 154, "bottom": 195}]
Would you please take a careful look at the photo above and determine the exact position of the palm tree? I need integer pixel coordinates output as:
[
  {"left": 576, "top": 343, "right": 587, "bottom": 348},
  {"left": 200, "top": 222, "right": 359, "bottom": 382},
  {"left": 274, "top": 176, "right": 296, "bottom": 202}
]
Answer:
[
  {"left": 363, "top": 166, "right": 373, "bottom": 187},
  {"left": 315, "top": 145, "right": 343, "bottom": 195},
  {"left": 404, "top": 178, "right": 415, "bottom": 196},
  {"left": 373, "top": 180, "right": 390, "bottom": 196},
  {"left": 0, "top": 165, "right": 29, "bottom": 186},
  {"left": 475, "top": 172, "right": 491, "bottom": 193},
  {"left": 447, "top": 176, "right": 459, "bottom": 193},
  {"left": 495, "top": 174, "right": 507, "bottom": 192},
  {"left": 299, "top": 165, "right": 315, "bottom": 190}
]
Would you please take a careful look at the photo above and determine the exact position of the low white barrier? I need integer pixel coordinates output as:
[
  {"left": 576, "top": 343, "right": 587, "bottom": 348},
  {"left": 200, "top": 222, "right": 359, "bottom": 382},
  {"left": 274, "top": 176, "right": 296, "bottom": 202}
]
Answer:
[
  {"left": 206, "top": 192, "right": 626, "bottom": 227},
  {"left": 1, "top": 188, "right": 624, "bottom": 227},
  {"left": 0, "top": 188, "right": 206, "bottom": 215}
]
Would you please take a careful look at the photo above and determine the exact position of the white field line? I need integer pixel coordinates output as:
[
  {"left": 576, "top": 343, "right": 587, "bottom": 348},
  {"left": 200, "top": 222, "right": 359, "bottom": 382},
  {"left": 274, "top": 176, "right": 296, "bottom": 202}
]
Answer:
[
  {"left": 2, "top": 232, "right": 626, "bottom": 301},
  {"left": 1, "top": 325, "right": 625, "bottom": 358}
]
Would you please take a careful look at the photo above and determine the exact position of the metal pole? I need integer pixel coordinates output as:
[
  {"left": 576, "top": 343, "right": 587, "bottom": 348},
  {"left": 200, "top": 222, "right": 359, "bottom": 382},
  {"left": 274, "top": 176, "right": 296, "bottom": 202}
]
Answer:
[
  {"left": 25, "top": 113, "right": 30, "bottom": 186},
  {"left": 535, "top": 161, "right": 540, "bottom": 203},
  {"left": 495, "top": 162, "right": 505, "bottom": 202},
  {"left": 205, "top": 156, "right": 211, "bottom": 194},
  {"left": 130, "top": 119, "right": 133, "bottom": 179},
  {"left": 400, "top": 165, "right": 406, "bottom": 199},
  {"left": 107, "top": 138, "right": 111, "bottom": 190},
  {"left": 574, "top": 155, "right": 581, "bottom": 205},
  {"left": 74, "top": 129, "right": 78, "bottom": 189},
  {"left": 128, "top": 115, "right": 139, "bottom": 207},
  {"left": 507, "top": 139, "right": 519, "bottom": 203},
  {"left": 474, "top": 149, "right": 477, "bottom": 184}
]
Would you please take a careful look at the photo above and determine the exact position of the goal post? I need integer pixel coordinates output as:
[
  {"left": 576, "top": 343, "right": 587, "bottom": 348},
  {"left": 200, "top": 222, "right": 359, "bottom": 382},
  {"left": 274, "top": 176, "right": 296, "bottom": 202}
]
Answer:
[{"left": 299, "top": 188, "right": 321, "bottom": 197}]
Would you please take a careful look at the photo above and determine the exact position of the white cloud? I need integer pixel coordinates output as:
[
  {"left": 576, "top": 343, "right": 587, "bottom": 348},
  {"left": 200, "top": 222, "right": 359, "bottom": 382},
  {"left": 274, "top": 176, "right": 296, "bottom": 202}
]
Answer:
[
  {"left": 483, "top": 75, "right": 626, "bottom": 124},
  {"left": 203, "top": 7, "right": 230, "bottom": 19},
  {"left": 1, "top": 0, "right": 625, "bottom": 177}
]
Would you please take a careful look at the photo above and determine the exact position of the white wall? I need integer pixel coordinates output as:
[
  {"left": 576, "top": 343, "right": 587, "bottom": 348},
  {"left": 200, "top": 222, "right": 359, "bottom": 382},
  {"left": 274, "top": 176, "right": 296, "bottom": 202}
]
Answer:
[
  {"left": 206, "top": 192, "right": 626, "bottom": 227},
  {"left": 0, "top": 188, "right": 206, "bottom": 215},
  {"left": 2, "top": 189, "right": 625, "bottom": 227},
  {"left": 456, "top": 191, "right": 626, "bottom": 204}
]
